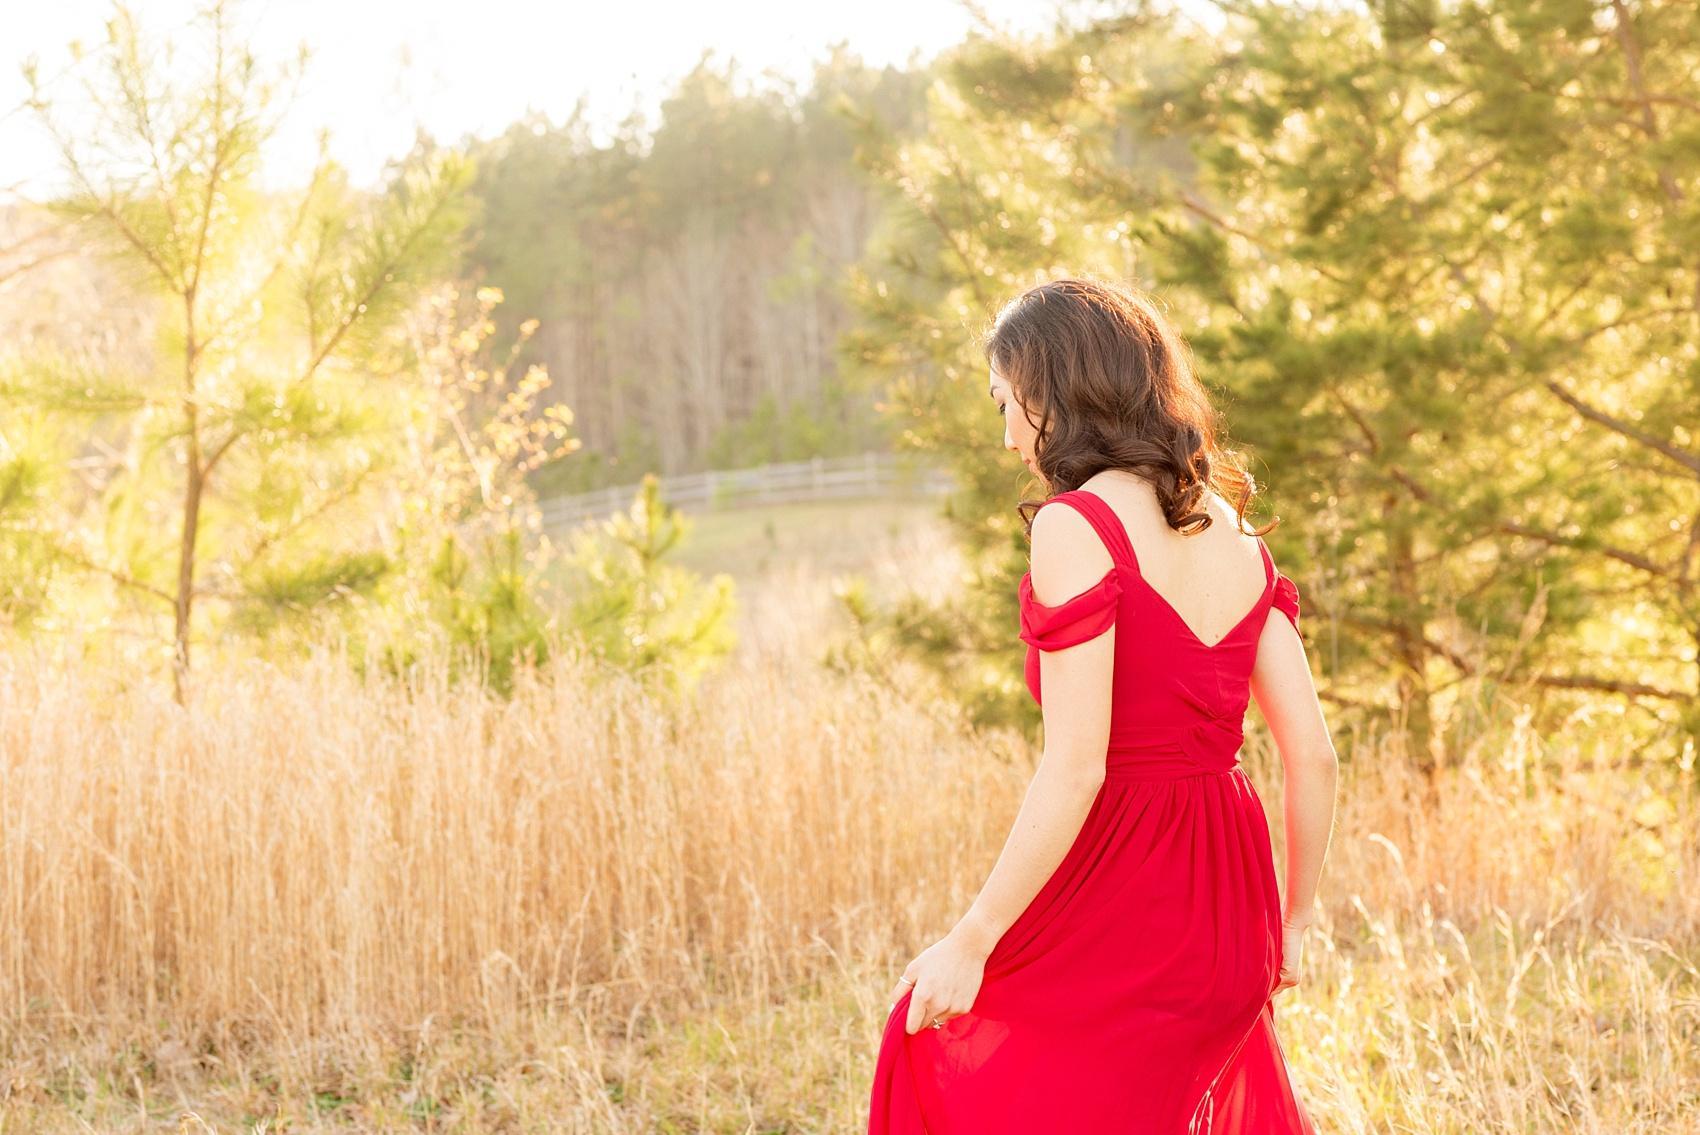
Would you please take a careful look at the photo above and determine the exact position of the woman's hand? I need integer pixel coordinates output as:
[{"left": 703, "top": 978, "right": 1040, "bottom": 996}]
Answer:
[
  {"left": 1273, "top": 917, "right": 1311, "bottom": 995},
  {"left": 887, "top": 926, "right": 990, "bottom": 1035}
]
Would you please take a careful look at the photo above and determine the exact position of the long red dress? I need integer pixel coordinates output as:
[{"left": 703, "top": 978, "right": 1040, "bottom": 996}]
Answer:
[{"left": 868, "top": 488, "right": 1318, "bottom": 1134}]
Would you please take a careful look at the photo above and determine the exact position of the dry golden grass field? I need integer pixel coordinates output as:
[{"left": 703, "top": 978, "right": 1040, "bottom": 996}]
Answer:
[{"left": 1, "top": 513, "right": 1696, "bottom": 1133}]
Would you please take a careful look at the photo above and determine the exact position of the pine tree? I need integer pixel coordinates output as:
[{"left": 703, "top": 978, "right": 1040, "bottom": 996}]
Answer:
[
  {"left": 9, "top": 1, "right": 471, "bottom": 704},
  {"left": 845, "top": 0, "right": 1700, "bottom": 765}
]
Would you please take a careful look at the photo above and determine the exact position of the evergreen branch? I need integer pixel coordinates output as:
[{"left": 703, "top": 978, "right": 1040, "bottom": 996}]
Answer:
[
  {"left": 1493, "top": 520, "right": 1668, "bottom": 577},
  {"left": 1680, "top": 504, "right": 1700, "bottom": 585},
  {"left": 1531, "top": 265, "right": 1603, "bottom": 338},
  {"left": 298, "top": 166, "right": 463, "bottom": 384},
  {"left": 234, "top": 468, "right": 374, "bottom": 574},
  {"left": 1409, "top": 152, "right": 1501, "bottom": 221},
  {"left": 1542, "top": 378, "right": 1700, "bottom": 476},
  {"left": 109, "top": 3, "right": 187, "bottom": 268},
  {"left": 1319, "top": 592, "right": 1688, "bottom": 700},
  {"left": 884, "top": 143, "right": 990, "bottom": 311},
  {"left": 1557, "top": 305, "right": 1697, "bottom": 347},
  {"left": 187, "top": 0, "right": 232, "bottom": 302},
  {"left": 51, "top": 541, "right": 174, "bottom": 605},
  {"left": 1470, "top": 256, "right": 1693, "bottom": 471},
  {"left": 1322, "top": 606, "right": 1477, "bottom": 676},
  {"left": 51, "top": 149, "right": 179, "bottom": 291},
  {"left": 1330, "top": 389, "right": 1381, "bottom": 456},
  {"left": 200, "top": 426, "right": 245, "bottom": 477},
  {"left": 1532, "top": 673, "right": 1686, "bottom": 700},
  {"left": 1387, "top": 460, "right": 1677, "bottom": 577},
  {"left": 199, "top": 159, "right": 331, "bottom": 361},
  {"left": 1609, "top": 0, "right": 1685, "bottom": 208},
  {"left": 25, "top": 58, "right": 183, "bottom": 290},
  {"left": 1557, "top": 91, "right": 1700, "bottom": 116},
  {"left": 1609, "top": 0, "right": 1696, "bottom": 321}
]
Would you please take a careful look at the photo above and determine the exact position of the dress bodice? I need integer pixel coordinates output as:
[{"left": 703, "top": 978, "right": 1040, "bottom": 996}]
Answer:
[{"left": 1017, "top": 489, "right": 1302, "bottom": 780}]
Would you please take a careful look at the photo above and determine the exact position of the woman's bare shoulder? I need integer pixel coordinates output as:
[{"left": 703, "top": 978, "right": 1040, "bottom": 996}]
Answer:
[{"left": 1028, "top": 496, "right": 1117, "bottom": 606}]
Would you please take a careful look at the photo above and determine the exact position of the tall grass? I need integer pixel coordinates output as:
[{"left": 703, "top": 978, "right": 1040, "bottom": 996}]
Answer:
[{"left": 0, "top": 568, "right": 1694, "bottom": 1130}]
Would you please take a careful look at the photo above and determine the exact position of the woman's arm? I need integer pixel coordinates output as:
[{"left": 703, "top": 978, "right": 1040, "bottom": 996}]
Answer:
[
  {"left": 1249, "top": 614, "right": 1338, "bottom": 928},
  {"left": 890, "top": 502, "right": 1120, "bottom": 1031},
  {"left": 953, "top": 502, "right": 1119, "bottom": 957},
  {"left": 950, "top": 754, "right": 1110, "bottom": 955}
]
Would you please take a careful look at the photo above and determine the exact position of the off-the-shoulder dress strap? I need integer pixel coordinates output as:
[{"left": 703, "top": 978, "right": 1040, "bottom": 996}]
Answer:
[
  {"left": 1046, "top": 489, "right": 1138, "bottom": 571},
  {"left": 1258, "top": 534, "right": 1302, "bottom": 630}
]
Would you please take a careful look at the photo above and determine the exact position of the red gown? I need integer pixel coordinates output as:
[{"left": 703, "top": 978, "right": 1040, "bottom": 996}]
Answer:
[{"left": 868, "top": 488, "right": 1319, "bottom": 1134}]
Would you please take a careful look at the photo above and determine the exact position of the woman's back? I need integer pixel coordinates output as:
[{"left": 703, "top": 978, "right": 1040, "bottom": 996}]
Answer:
[{"left": 1018, "top": 480, "right": 1302, "bottom": 781}]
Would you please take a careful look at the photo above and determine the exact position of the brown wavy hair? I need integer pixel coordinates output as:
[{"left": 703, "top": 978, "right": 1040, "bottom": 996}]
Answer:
[{"left": 983, "top": 275, "right": 1277, "bottom": 542}]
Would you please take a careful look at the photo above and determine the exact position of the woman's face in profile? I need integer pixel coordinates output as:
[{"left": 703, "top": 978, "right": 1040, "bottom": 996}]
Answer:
[{"left": 990, "top": 365, "right": 1040, "bottom": 474}]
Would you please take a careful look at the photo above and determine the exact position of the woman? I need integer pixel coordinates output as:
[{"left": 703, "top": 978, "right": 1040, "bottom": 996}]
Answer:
[{"left": 867, "top": 277, "right": 1337, "bottom": 1133}]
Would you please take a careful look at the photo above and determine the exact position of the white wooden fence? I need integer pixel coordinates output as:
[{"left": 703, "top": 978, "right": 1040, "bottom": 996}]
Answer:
[{"left": 536, "top": 451, "right": 957, "bottom": 531}]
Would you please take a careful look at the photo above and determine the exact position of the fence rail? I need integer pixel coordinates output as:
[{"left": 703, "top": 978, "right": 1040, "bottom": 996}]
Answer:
[{"left": 536, "top": 451, "right": 957, "bottom": 530}]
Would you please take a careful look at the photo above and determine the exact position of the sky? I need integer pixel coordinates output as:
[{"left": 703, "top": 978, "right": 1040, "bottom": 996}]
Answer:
[{"left": 0, "top": 0, "right": 1199, "bottom": 195}]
